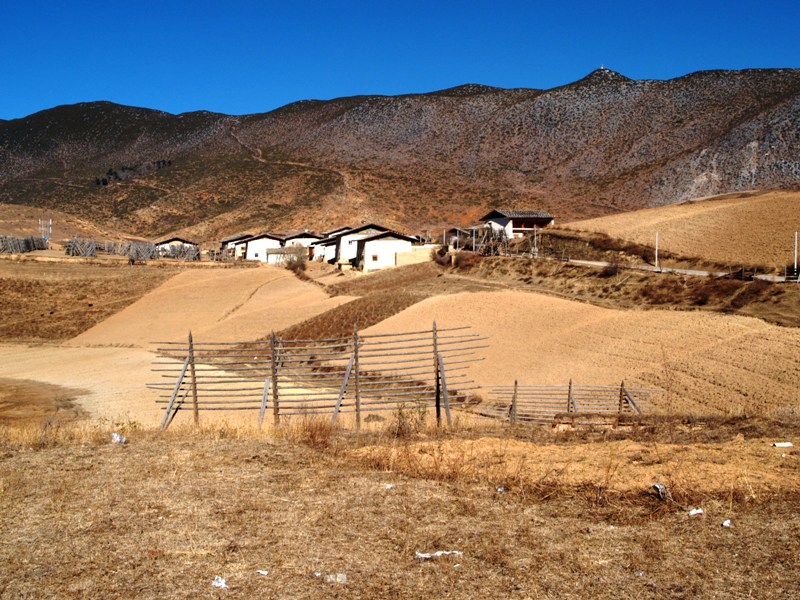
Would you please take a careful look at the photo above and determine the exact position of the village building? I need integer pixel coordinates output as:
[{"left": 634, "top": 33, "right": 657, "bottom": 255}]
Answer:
[
  {"left": 244, "top": 233, "right": 284, "bottom": 263},
  {"left": 479, "top": 209, "right": 555, "bottom": 238},
  {"left": 282, "top": 231, "right": 323, "bottom": 248},
  {"left": 321, "top": 226, "right": 351, "bottom": 237},
  {"left": 333, "top": 224, "right": 391, "bottom": 268},
  {"left": 355, "top": 231, "right": 417, "bottom": 272},
  {"left": 219, "top": 233, "right": 253, "bottom": 259},
  {"left": 154, "top": 237, "right": 199, "bottom": 258}
]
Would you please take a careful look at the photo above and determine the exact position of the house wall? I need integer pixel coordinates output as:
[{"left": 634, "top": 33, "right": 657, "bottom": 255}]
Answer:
[
  {"left": 338, "top": 228, "right": 385, "bottom": 263},
  {"left": 284, "top": 236, "right": 319, "bottom": 248},
  {"left": 245, "top": 238, "right": 282, "bottom": 262},
  {"left": 485, "top": 217, "right": 514, "bottom": 238},
  {"left": 362, "top": 239, "right": 413, "bottom": 272}
]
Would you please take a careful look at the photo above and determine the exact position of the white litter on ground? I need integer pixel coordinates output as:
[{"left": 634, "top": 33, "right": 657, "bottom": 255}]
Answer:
[
  {"left": 323, "top": 573, "right": 347, "bottom": 584},
  {"left": 688, "top": 508, "right": 704, "bottom": 516},
  {"left": 416, "top": 550, "right": 464, "bottom": 560},
  {"left": 212, "top": 576, "right": 228, "bottom": 589},
  {"left": 256, "top": 570, "right": 269, "bottom": 576},
  {"left": 110, "top": 432, "right": 127, "bottom": 444},
  {"left": 772, "top": 442, "right": 793, "bottom": 448},
  {"left": 722, "top": 519, "right": 732, "bottom": 528}
]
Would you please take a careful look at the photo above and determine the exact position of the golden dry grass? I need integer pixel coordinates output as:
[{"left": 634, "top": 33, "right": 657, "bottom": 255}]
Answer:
[
  {"left": 567, "top": 190, "right": 800, "bottom": 270},
  {"left": 0, "top": 259, "right": 177, "bottom": 341},
  {"left": 1, "top": 418, "right": 799, "bottom": 599}
]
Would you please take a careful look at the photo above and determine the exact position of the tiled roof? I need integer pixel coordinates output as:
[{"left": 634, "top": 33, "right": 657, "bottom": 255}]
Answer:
[{"left": 485, "top": 209, "right": 554, "bottom": 219}]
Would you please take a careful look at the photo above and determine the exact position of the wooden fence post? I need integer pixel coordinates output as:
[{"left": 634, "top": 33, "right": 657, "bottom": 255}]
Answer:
[
  {"left": 331, "top": 356, "right": 355, "bottom": 424},
  {"left": 438, "top": 352, "right": 452, "bottom": 428},
  {"left": 270, "top": 330, "right": 280, "bottom": 425},
  {"left": 618, "top": 380, "right": 625, "bottom": 415},
  {"left": 510, "top": 379, "right": 518, "bottom": 424},
  {"left": 354, "top": 323, "right": 361, "bottom": 430},
  {"left": 159, "top": 356, "right": 190, "bottom": 431},
  {"left": 188, "top": 331, "right": 199, "bottom": 426},
  {"left": 433, "top": 321, "right": 441, "bottom": 427},
  {"left": 258, "top": 376, "right": 270, "bottom": 429},
  {"left": 567, "top": 378, "right": 574, "bottom": 414}
]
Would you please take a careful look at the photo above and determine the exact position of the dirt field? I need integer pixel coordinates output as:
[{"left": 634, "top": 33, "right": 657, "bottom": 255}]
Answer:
[
  {"left": 362, "top": 290, "right": 800, "bottom": 417},
  {"left": 69, "top": 265, "right": 355, "bottom": 346},
  {"left": 567, "top": 190, "right": 800, "bottom": 269},
  {"left": 0, "top": 261, "right": 356, "bottom": 425}
]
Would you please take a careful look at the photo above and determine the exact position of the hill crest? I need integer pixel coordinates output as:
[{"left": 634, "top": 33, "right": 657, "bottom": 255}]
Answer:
[{"left": 1, "top": 68, "right": 799, "bottom": 240}]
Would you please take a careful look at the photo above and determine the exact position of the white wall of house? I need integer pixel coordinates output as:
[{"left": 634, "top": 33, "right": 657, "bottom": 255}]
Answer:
[
  {"left": 362, "top": 238, "right": 413, "bottom": 272},
  {"left": 232, "top": 240, "right": 249, "bottom": 258},
  {"left": 284, "top": 236, "right": 319, "bottom": 248},
  {"left": 485, "top": 217, "right": 514, "bottom": 238},
  {"left": 246, "top": 237, "right": 282, "bottom": 262},
  {"left": 312, "top": 243, "right": 337, "bottom": 262}
]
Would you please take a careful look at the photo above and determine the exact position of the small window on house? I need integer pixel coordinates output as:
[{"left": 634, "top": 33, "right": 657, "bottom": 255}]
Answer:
[
  {"left": 254, "top": 253, "right": 259, "bottom": 258},
  {"left": 371, "top": 255, "right": 378, "bottom": 262}
]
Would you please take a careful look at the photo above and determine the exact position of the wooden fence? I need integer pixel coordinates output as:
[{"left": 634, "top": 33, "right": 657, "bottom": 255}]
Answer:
[
  {"left": 475, "top": 380, "right": 655, "bottom": 424},
  {"left": 0, "top": 236, "right": 47, "bottom": 254},
  {"left": 149, "top": 323, "right": 486, "bottom": 430}
]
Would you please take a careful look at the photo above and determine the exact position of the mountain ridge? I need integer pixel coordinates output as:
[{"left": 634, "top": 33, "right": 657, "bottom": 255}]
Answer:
[{"left": 1, "top": 68, "right": 798, "bottom": 240}]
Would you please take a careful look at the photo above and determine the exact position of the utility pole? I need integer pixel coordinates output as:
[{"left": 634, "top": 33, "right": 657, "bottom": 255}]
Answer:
[
  {"left": 794, "top": 230, "right": 798, "bottom": 275},
  {"left": 655, "top": 231, "right": 660, "bottom": 270}
]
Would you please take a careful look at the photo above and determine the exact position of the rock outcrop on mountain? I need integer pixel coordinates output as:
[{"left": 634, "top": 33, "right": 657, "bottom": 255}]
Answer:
[{"left": 1, "top": 68, "right": 798, "bottom": 239}]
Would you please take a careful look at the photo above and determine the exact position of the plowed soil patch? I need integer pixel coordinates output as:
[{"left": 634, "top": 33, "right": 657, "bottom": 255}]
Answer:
[
  {"left": 362, "top": 290, "right": 800, "bottom": 416},
  {"left": 69, "top": 266, "right": 355, "bottom": 347}
]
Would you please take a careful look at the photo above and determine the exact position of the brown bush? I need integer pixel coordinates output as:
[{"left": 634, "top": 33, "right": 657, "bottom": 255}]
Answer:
[{"left": 453, "top": 250, "right": 482, "bottom": 270}]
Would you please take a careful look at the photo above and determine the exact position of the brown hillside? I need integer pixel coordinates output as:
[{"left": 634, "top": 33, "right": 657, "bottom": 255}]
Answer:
[{"left": 1, "top": 69, "right": 799, "bottom": 240}]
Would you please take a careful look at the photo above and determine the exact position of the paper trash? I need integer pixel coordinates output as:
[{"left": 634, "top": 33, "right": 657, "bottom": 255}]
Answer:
[
  {"left": 212, "top": 576, "right": 229, "bottom": 589},
  {"left": 688, "top": 508, "right": 704, "bottom": 517},
  {"left": 416, "top": 550, "right": 464, "bottom": 560}
]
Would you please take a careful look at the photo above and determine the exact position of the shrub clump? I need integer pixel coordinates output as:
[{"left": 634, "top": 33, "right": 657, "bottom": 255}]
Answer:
[{"left": 453, "top": 251, "right": 482, "bottom": 270}]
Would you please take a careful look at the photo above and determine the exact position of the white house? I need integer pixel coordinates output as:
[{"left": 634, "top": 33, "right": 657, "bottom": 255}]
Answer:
[
  {"left": 283, "top": 231, "right": 323, "bottom": 248},
  {"left": 154, "top": 237, "right": 199, "bottom": 259},
  {"left": 220, "top": 233, "right": 253, "bottom": 259},
  {"left": 356, "top": 231, "right": 416, "bottom": 272},
  {"left": 310, "top": 237, "right": 339, "bottom": 262},
  {"left": 334, "top": 224, "right": 391, "bottom": 267},
  {"left": 245, "top": 233, "right": 284, "bottom": 263},
  {"left": 479, "top": 209, "right": 555, "bottom": 239}
]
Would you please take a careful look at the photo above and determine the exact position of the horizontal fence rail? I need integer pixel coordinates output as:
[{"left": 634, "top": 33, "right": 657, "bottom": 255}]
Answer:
[
  {"left": 150, "top": 322, "right": 486, "bottom": 430},
  {"left": 474, "top": 380, "right": 656, "bottom": 424}
]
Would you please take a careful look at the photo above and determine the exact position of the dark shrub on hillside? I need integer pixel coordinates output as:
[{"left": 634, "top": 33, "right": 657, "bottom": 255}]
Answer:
[{"left": 453, "top": 251, "right": 482, "bottom": 269}]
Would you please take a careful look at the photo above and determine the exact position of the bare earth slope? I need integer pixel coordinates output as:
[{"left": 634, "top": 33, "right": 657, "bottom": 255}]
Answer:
[
  {"left": 569, "top": 190, "right": 800, "bottom": 268},
  {"left": 0, "top": 265, "right": 355, "bottom": 425},
  {"left": 362, "top": 290, "right": 800, "bottom": 416},
  {"left": 69, "top": 265, "right": 354, "bottom": 346}
]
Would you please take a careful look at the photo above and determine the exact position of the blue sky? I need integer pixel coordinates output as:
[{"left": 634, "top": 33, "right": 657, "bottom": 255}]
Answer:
[{"left": 2, "top": 0, "right": 798, "bottom": 120}]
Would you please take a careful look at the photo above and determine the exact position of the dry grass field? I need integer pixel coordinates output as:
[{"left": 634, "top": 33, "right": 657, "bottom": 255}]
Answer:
[
  {"left": 1, "top": 224, "right": 800, "bottom": 597},
  {"left": 0, "top": 258, "right": 177, "bottom": 341},
  {"left": 1, "top": 419, "right": 799, "bottom": 599},
  {"left": 567, "top": 190, "right": 800, "bottom": 270}
]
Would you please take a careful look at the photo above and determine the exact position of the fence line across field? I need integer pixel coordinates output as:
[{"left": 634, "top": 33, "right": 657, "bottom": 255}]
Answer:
[
  {"left": 150, "top": 322, "right": 486, "bottom": 430},
  {"left": 476, "top": 380, "right": 656, "bottom": 424}
]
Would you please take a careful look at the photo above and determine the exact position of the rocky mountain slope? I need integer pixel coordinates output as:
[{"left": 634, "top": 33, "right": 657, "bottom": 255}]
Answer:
[{"left": 1, "top": 68, "right": 798, "bottom": 240}]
